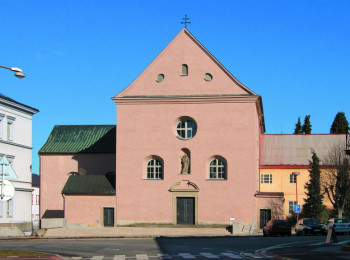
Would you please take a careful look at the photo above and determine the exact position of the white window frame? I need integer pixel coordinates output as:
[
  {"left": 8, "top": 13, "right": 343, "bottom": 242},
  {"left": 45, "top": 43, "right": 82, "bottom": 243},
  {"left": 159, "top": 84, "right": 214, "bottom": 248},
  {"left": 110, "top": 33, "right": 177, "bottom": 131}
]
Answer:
[
  {"left": 290, "top": 173, "right": 297, "bottom": 183},
  {"left": 0, "top": 201, "right": 3, "bottom": 218},
  {"left": 176, "top": 119, "right": 196, "bottom": 140},
  {"left": 7, "top": 199, "right": 13, "bottom": 217},
  {"left": 289, "top": 201, "right": 297, "bottom": 214},
  {"left": 209, "top": 158, "right": 226, "bottom": 180},
  {"left": 147, "top": 159, "right": 163, "bottom": 179},
  {"left": 0, "top": 114, "right": 4, "bottom": 139},
  {"left": 6, "top": 116, "right": 15, "bottom": 141},
  {"left": 261, "top": 174, "right": 273, "bottom": 184}
]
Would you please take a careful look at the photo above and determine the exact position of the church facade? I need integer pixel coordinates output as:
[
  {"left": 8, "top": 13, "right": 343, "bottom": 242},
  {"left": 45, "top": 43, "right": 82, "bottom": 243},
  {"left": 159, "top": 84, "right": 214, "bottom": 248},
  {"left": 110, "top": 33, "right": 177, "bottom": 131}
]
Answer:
[{"left": 112, "top": 29, "right": 264, "bottom": 226}]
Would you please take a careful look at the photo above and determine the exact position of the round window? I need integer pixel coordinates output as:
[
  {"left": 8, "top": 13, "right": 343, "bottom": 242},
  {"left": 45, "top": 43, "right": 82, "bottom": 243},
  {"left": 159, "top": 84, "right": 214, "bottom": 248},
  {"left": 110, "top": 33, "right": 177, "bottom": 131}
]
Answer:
[
  {"left": 156, "top": 74, "right": 165, "bottom": 83},
  {"left": 204, "top": 73, "right": 213, "bottom": 81},
  {"left": 176, "top": 118, "right": 197, "bottom": 140}
]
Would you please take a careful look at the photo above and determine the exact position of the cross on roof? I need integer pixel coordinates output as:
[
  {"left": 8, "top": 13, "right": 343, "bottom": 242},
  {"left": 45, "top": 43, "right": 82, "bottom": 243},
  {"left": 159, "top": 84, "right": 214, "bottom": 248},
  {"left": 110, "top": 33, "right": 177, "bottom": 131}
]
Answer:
[{"left": 181, "top": 14, "right": 191, "bottom": 28}]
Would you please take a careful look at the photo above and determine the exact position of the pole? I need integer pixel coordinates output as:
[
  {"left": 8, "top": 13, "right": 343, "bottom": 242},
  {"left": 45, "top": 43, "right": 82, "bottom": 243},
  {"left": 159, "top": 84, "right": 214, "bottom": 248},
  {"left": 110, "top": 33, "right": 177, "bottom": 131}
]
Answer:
[{"left": 296, "top": 175, "right": 299, "bottom": 222}]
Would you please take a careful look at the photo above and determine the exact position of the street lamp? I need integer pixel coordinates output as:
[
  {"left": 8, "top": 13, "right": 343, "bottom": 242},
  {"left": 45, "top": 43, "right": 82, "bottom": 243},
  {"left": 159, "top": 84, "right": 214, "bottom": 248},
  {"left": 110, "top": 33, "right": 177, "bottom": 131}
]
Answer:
[
  {"left": 292, "top": 172, "right": 300, "bottom": 221},
  {"left": 0, "top": 65, "right": 26, "bottom": 79}
]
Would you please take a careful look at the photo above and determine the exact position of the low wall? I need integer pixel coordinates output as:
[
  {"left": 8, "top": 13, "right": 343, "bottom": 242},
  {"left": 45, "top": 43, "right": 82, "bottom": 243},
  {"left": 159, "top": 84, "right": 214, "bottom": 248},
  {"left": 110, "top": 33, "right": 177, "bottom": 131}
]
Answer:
[{"left": 41, "top": 218, "right": 66, "bottom": 229}]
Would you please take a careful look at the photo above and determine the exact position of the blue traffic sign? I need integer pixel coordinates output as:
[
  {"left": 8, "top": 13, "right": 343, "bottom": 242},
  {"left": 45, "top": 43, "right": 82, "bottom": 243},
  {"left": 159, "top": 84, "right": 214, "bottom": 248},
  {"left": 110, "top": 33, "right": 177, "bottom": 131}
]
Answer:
[{"left": 294, "top": 204, "right": 301, "bottom": 214}]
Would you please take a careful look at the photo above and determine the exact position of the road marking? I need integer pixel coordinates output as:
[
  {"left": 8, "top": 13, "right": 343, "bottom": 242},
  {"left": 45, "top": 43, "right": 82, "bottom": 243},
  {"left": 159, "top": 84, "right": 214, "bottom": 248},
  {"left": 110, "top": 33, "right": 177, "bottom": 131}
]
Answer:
[
  {"left": 72, "top": 258, "right": 82, "bottom": 260},
  {"left": 136, "top": 254, "right": 149, "bottom": 260},
  {"left": 91, "top": 257, "right": 104, "bottom": 260},
  {"left": 200, "top": 252, "right": 219, "bottom": 258},
  {"left": 221, "top": 253, "right": 243, "bottom": 259},
  {"left": 178, "top": 253, "right": 196, "bottom": 258},
  {"left": 158, "top": 254, "right": 173, "bottom": 259},
  {"left": 113, "top": 255, "right": 126, "bottom": 260},
  {"left": 240, "top": 252, "right": 262, "bottom": 258}
]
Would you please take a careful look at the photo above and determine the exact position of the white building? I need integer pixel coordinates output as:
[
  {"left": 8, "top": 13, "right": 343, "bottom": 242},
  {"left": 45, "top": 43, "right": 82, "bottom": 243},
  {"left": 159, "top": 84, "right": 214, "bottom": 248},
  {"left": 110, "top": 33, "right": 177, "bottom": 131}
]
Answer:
[
  {"left": 32, "top": 173, "right": 40, "bottom": 228},
  {"left": 0, "top": 93, "right": 38, "bottom": 234}
]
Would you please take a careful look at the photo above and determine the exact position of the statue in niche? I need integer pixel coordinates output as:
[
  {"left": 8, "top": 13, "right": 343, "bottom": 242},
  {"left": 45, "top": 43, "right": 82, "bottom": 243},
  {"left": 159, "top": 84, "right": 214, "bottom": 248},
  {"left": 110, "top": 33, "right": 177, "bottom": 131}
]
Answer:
[{"left": 181, "top": 153, "right": 190, "bottom": 174}]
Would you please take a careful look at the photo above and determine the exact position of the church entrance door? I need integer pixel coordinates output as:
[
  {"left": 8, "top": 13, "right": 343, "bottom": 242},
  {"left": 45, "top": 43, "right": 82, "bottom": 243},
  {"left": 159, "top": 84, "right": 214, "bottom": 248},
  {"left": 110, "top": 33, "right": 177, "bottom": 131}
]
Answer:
[{"left": 177, "top": 197, "right": 195, "bottom": 225}]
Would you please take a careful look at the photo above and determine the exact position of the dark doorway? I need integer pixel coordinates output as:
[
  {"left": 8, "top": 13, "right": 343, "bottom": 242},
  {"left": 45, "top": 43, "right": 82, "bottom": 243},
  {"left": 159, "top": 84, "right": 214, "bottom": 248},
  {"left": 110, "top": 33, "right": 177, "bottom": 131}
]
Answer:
[
  {"left": 177, "top": 197, "right": 195, "bottom": 225},
  {"left": 103, "top": 208, "right": 114, "bottom": 227},
  {"left": 260, "top": 209, "right": 271, "bottom": 229}
]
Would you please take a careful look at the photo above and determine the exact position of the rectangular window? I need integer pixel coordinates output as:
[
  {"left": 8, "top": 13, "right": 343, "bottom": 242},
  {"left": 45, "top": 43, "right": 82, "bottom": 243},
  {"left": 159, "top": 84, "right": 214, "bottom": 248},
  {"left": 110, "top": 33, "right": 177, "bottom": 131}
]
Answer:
[
  {"left": 290, "top": 174, "right": 297, "bottom": 183},
  {"left": 0, "top": 114, "right": 4, "bottom": 139},
  {"left": 0, "top": 201, "right": 3, "bottom": 218},
  {"left": 289, "top": 201, "right": 297, "bottom": 214},
  {"left": 261, "top": 174, "right": 272, "bottom": 184},
  {"left": 6, "top": 116, "right": 15, "bottom": 141},
  {"left": 7, "top": 199, "right": 13, "bottom": 217}
]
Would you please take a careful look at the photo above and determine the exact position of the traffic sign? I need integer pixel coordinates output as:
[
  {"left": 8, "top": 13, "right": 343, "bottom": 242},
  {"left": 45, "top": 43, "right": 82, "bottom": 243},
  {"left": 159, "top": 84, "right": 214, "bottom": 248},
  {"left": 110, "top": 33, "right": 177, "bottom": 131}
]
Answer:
[
  {"left": 294, "top": 204, "right": 301, "bottom": 214},
  {"left": 0, "top": 180, "right": 15, "bottom": 201}
]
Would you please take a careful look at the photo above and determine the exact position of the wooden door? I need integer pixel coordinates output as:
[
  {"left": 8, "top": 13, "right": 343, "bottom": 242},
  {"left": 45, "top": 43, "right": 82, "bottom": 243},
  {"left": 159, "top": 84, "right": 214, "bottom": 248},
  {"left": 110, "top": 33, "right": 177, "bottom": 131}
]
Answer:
[{"left": 177, "top": 197, "right": 194, "bottom": 225}]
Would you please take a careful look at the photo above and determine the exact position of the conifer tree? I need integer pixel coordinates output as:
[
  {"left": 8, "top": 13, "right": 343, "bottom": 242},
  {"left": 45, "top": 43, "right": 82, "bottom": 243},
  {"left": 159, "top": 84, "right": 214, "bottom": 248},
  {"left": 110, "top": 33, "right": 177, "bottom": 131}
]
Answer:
[
  {"left": 302, "top": 115, "right": 312, "bottom": 134},
  {"left": 302, "top": 150, "right": 325, "bottom": 219},
  {"left": 330, "top": 112, "right": 349, "bottom": 134},
  {"left": 294, "top": 117, "right": 302, "bottom": 134}
]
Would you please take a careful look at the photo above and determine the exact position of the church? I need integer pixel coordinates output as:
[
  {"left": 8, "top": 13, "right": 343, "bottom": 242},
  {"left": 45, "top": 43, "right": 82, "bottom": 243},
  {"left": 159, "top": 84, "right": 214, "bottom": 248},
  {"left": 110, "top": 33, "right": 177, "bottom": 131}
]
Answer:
[{"left": 39, "top": 28, "right": 344, "bottom": 230}]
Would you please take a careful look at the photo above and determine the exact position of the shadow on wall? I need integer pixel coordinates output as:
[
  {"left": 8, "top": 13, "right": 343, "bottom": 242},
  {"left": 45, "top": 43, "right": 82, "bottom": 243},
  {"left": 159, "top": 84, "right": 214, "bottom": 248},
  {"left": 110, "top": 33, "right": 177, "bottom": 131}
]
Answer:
[
  {"left": 42, "top": 210, "right": 64, "bottom": 218},
  {"left": 71, "top": 127, "right": 116, "bottom": 176}
]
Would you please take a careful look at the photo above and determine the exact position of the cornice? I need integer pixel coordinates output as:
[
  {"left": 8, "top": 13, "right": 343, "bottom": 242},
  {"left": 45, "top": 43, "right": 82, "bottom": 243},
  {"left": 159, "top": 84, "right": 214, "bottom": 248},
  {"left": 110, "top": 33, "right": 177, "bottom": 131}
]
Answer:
[
  {"left": 113, "top": 94, "right": 260, "bottom": 105},
  {"left": 0, "top": 98, "right": 39, "bottom": 115},
  {"left": 0, "top": 139, "right": 33, "bottom": 150}
]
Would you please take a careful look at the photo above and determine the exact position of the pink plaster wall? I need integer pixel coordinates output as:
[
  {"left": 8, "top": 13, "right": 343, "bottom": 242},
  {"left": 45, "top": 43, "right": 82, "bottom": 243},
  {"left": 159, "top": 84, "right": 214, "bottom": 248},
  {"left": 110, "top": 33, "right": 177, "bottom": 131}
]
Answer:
[
  {"left": 114, "top": 29, "right": 262, "bottom": 225},
  {"left": 115, "top": 102, "right": 260, "bottom": 224},
  {"left": 64, "top": 195, "right": 115, "bottom": 226},
  {"left": 40, "top": 154, "right": 115, "bottom": 218}
]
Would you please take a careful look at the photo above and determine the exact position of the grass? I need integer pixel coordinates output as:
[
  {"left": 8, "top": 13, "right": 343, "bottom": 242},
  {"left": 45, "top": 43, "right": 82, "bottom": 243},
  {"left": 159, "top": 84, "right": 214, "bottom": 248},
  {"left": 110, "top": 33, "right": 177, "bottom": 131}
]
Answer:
[{"left": 0, "top": 249, "right": 54, "bottom": 257}]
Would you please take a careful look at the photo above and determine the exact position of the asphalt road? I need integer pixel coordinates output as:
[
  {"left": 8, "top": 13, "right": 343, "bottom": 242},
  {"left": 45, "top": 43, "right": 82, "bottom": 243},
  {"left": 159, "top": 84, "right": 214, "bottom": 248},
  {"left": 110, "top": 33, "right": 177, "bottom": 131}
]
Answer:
[{"left": 0, "top": 235, "right": 349, "bottom": 259}]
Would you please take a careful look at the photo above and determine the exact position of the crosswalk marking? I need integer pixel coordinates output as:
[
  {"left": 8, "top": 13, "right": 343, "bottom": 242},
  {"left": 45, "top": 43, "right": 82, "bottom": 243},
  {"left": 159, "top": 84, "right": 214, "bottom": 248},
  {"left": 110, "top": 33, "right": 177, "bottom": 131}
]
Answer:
[
  {"left": 200, "top": 252, "right": 219, "bottom": 258},
  {"left": 72, "top": 257, "right": 82, "bottom": 260},
  {"left": 178, "top": 253, "right": 196, "bottom": 258},
  {"left": 221, "top": 253, "right": 243, "bottom": 259},
  {"left": 91, "top": 257, "right": 104, "bottom": 260},
  {"left": 80, "top": 252, "right": 245, "bottom": 260}
]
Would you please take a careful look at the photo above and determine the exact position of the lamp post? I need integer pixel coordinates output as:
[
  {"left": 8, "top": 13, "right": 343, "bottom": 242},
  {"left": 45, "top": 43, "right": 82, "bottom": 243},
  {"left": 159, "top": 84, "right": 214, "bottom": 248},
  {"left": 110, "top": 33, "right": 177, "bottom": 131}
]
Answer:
[
  {"left": 0, "top": 65, "right": 26, "bottom": 79},
  {"left": 292, "top": 172, "right": 300, "bottom": 221}
]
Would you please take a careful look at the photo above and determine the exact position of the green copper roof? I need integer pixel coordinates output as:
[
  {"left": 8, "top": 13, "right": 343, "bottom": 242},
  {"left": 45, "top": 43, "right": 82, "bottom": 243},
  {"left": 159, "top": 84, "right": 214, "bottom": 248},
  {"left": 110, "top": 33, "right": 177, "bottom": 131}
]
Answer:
[
  {"left": 62, "top": 175, "right": 115, "bottom": 195},
  {"left": 39, "top": 125, "right": 116, "bottom": 154}
]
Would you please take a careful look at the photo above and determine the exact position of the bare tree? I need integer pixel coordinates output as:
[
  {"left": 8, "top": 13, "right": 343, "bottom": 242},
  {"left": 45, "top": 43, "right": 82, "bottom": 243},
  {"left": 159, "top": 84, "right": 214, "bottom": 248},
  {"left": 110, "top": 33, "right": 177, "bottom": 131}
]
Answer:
[
  {"left": 322, "top": 142, "right": 350, "bottom": 218},
  {"left": 267, "top": 198, "right": 284, "bottom": 219}
]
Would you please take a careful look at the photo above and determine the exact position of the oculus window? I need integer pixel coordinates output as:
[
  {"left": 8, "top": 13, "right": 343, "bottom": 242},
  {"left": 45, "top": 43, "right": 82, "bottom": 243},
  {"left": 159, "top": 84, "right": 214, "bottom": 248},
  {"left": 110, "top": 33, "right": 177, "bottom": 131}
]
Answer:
[{"left": 176, "top": 118, "right": 197, "bottom": 140}]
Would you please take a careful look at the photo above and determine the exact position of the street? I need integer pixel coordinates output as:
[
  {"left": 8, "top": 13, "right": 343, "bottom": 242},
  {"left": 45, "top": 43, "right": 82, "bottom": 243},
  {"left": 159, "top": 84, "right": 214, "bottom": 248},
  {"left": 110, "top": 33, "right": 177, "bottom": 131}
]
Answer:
[{"left": 0, "top": 235, "right": 349, "bottom": 259}]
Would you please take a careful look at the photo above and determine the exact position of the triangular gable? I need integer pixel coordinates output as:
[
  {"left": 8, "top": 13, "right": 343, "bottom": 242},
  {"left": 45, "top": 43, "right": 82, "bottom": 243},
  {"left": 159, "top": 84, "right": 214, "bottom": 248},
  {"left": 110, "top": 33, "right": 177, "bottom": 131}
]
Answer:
[
  {"left": 0, "top": 156, "right": 18, "bottom": 180},
  {"left": 115, "top": 29, "right": 257, "bottom": 98}
]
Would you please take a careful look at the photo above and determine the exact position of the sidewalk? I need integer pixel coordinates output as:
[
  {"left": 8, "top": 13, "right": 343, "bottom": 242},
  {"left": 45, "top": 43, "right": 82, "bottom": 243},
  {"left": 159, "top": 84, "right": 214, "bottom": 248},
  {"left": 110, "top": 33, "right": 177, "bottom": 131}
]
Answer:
[{"left": 41, "top": 226, "right": 237, "bottom": 238}]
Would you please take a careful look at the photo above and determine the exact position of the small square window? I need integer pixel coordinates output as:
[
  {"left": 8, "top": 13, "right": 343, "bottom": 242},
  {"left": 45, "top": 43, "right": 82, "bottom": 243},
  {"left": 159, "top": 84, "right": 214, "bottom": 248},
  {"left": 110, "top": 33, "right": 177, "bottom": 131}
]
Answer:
[{"left": 261, "top": 174, "right": 272, "bottom": 184}]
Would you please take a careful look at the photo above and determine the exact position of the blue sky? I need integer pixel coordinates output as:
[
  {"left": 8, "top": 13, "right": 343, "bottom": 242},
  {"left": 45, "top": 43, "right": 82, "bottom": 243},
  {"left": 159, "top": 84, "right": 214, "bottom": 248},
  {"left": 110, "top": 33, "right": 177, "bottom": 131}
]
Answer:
[{"left": 1, "top": 0, "right": 349, "bottom": 174}]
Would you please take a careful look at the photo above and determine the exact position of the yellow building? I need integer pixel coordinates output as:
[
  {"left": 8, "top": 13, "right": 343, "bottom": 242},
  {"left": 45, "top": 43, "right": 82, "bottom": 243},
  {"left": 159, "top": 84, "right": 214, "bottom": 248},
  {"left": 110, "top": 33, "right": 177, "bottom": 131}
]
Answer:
[{"left": 258, "top": 134, "right": 345, "bottom": 226}]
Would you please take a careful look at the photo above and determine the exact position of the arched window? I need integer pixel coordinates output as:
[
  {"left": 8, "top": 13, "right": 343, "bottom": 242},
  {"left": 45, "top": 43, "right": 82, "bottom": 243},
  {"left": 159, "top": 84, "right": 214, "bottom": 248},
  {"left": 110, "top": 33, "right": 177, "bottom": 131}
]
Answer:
[
  {"left": 181, "top": 64, "right": 188, "bottom": 76},
  {"left": 209, "top": 158, "right": 226, "bottom": 179},
  {"left": 147, "top": 159, "right": 163, "bottom": 179}
]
